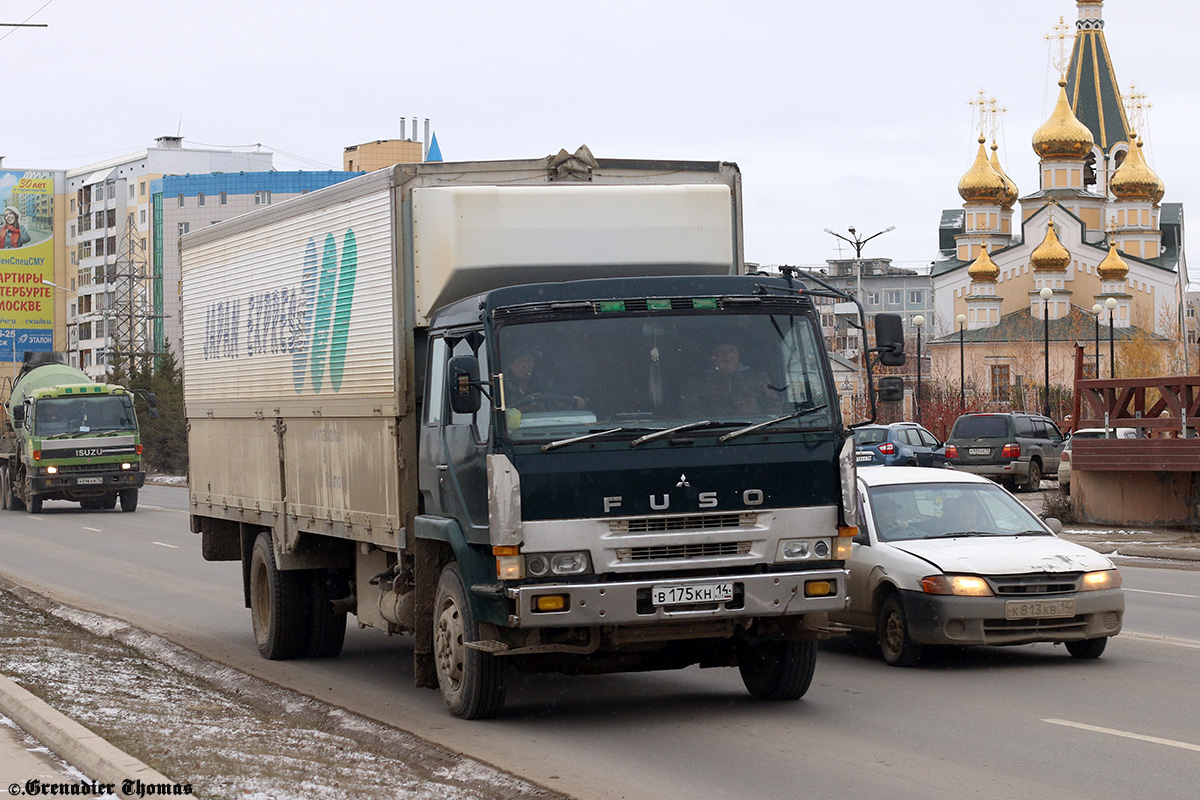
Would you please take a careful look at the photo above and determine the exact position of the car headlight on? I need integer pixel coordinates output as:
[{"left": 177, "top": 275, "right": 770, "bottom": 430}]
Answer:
[
  {"left": 921, "top": 574, "right": 994, "bottom": 597},
  {"left": 1081, "top": 569, "right": 1122, "bottom": 591}
]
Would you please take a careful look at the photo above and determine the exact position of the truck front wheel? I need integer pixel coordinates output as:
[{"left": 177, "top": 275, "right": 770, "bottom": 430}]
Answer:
[
  {"left": 433, "top": 563, "right": 506, "bottom": 719},
  {"left": 737, "top": 638, "right": 817, "bottom": 700},
  {"left": 119, "top": 489, "right": 138, "bottom": 512},
  {"left": 28, "top": 493, "right": 42, "bottom": 514},
  {"left": 249, "top": 532, "right": 312, "bottom": 659}
]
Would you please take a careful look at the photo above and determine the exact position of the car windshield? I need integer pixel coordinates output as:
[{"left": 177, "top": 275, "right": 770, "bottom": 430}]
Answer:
[
  {"left": 952, "top": 415, "right": 1009, "bottom": 439},
  {"left": 33, "top": 395, "right": 138, "bottom": 436},
  {"left": 867, "top": 481, "right": 1049, "bottom": 542},
  {"left": 853, "top": 428, "right": 888, "bottom": 446},
  {"left": 495, "top": 310, "right": 835, "bottom": 443}
]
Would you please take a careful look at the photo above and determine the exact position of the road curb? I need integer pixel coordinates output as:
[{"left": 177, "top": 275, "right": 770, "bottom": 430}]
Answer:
[{"left": 0, "top": 671, "right": 174, "bottom": 796}]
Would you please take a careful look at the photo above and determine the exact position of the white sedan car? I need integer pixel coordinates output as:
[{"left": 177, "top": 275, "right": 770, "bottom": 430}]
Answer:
[{"left": 833, "top": 467, "right": 1124, "bottom": 666}]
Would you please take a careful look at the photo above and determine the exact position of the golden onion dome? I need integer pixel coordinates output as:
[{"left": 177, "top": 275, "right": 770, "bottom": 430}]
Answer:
[
  {"left": 1111, "top": 136, "right": 1164, "bottom": 204},
  {"left": 967, "top": 245, "right": 1000, "bottom": 282},
  {"left": 1096, "top": 242, "right": 1130, "bottom": 280},
  {"left": 1031, "top": 222, "right": 1071, "bottom": 271},
  {"left": 958, "top": 136, "right": 1007, "bottom": 204},
  {"left": 990, "top": 141, "right": 1019, "bottom": 208},
  {"left": 1032, "top": 80, "right": 1094, "bottom": 160}
]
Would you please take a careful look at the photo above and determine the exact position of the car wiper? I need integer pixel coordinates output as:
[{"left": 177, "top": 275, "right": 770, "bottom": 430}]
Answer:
[
  {"left": 540, "top": 427, "right": 643, "bottom": 453},
  {"left": 718, "top": 405, "right": 828, "bottom": 443},
  {"left": 631, "top": 420, "right": 743, "bottom": 447},
  {"left": 924, "top": 531, "right": 991, "bottom": 539}
]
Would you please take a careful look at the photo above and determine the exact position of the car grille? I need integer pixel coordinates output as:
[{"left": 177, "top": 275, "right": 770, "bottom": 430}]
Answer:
[
  {"left": 989, "top": 574, "right": 1080, "bottom": 595},
  {"left": 609, "top": 513, "right": 754, "bottom": 533},
  {"left": 616, "top": 541, "right": 753, "bottom": 562}
]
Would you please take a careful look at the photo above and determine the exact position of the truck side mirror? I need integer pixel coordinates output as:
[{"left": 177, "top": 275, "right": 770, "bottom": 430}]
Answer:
[
  {"left": 147, "top": 392, "right": 160, "bottom": 420},
  {"left": 875, "top": 313, "right": 906, "bottom": 366},
  {"left": 877, "top": 376, "right": 904, "bottom": 404},
  {"left": 11, "top": 405, "right": 24, "bottom": 427},
  {"left": 447, "top": 356, "right": 482, "bottom": 415}
]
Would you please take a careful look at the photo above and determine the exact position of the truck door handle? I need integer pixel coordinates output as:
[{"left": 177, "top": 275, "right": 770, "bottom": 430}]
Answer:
[{"left": 436, "top": 464, "right": 449, "bottom": 471}]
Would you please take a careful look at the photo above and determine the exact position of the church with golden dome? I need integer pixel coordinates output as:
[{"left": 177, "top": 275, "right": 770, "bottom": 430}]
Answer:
[{"left": 929, "top": 0, "right": 1185, "bottom": 403}]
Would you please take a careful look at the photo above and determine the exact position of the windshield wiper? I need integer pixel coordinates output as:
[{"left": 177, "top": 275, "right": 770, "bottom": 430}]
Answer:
[
  {"left": 717, "top": 405, "right": 828, "bottom": 443},
  {"left": 540, "top": 427, "right": 634, "bottom": 453},
  {"left": 924, "top": 531, "right": 992, "bottom": 539},
  {"left": 630, "top": 420, "right": 744, "bottom": 447}
]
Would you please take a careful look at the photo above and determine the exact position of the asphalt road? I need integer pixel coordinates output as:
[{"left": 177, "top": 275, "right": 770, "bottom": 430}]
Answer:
[{"left": 1, "top": 486, "right": 1197, "bottom": 800}]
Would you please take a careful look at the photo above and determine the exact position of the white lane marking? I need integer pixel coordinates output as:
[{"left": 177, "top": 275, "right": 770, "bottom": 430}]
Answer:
[
  {"left": 1126, "top": 588, "right": 1199, "bottom": 599},
  {"left": 1043, "top": 719, "right": 1200, "bottom": 753},
  {"left": 82, "top": 527, "right": 103, "bottom": 532},
  {"left": 150, "top": 541, "right": 180, "bottom": 549},
  {"left": 1122, "top": 631, "right": 1200, "bottom": 650},
  {"left": 138, "top": 505, "right": 188, "bottom": 514}
]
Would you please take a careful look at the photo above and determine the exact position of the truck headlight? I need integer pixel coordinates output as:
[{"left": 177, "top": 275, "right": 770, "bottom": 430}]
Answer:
[
  {"left": 777, "top": 539, "right": 833, "bottom": 561},
  {"left": 524, "top": 551, "right": 592, "bottom": 577},
  {"left": 45, "top": 466, "right": 58, "bottom": 475}
]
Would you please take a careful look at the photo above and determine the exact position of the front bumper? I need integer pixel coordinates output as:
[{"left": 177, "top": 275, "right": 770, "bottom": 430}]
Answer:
[
  {"left": 31, "top": 470, "right": 146, "bottom": 493},
  {"left": 504, "top": 567, "right": 848, "bottom": 627},
  {"left": 899, "top": 588, "right": 1124, "bottom": 646}
]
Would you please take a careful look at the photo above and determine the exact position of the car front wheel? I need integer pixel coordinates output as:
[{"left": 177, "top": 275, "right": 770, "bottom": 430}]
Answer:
[
  {"left": 878, "top": 594, "right": 923, "bottom": 667},
  {"left": 1065, "top": 637, "right": 1107, "bottom": 659}
]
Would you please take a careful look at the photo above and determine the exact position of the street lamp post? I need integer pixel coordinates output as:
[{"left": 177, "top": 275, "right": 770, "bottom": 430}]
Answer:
[
  {"left": 1040, "top": 287, "right": 1053, "bottom": 417},
  {"left": 823, "top": 225, "right": 895, "bottom": 354},
  {"left": 1105, "top": 297, "right": 1118, "bottom": 378},
  {"left": 957, "top": 313, "right": 967, "bottom": 413},
  {"left": 1091, "top": 303, "right": 1102, "bottom": 378},
  {"left": 913, "top": 315, "right": 924, "bottom": 424}
]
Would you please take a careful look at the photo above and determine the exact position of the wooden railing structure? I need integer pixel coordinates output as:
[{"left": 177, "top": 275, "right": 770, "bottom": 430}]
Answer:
[{"left": 1066, "top": 347, "right": 1200, "bottom": 527}]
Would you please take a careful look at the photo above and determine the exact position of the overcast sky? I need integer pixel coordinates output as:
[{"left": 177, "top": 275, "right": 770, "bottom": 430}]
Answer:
[{"left": 1, "top": 1, "right": 1193, "bottom": 272}]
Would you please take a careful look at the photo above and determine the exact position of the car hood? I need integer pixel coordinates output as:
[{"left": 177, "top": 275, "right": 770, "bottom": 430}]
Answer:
[{"left": 887, "top": 536, "right": 1112, "bottom": 575}]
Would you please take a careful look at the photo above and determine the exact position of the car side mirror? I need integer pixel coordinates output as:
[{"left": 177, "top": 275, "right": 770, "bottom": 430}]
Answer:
[
  {"left": 875, "top": 313, "right": 906, "bottom": 367},
  {"left": 877, "top": 376, "right": 904, "bottom": 404},
  {"left": 448, "top": 355, "right": 482, "bottom": 415},
  {"left": 1044, "top": 517, "right": 1063, "bottom": 534}
]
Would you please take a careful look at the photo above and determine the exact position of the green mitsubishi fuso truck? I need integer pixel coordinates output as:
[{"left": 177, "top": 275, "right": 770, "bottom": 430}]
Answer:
[{"left": 1, "top": 352, "right": 146, "bottom": 513}]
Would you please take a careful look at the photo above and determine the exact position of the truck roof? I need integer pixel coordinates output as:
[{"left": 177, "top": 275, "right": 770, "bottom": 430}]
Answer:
[{"left": 430, "top": 274, "right": 818, "bottom": 329}]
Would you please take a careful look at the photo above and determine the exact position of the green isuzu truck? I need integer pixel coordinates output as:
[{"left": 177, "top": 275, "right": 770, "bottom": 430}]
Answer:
[{"left": 1, "top": 352, "right": 146, "bottom": 513}]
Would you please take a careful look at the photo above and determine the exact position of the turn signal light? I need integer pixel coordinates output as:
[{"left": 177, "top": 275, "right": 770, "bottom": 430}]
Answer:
[
  {"left": 804, "top": 580, "right": 835, "bottom": 597},
  {"left": 533, "top": 594, "right": 568, "bottom": 612}
]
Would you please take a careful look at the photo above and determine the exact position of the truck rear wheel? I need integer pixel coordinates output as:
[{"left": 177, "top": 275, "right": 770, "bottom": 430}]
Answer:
[
  {"left": 737, "top": 638, "right": 817, "bottom": 700},
  {"left": 119, "top": 489, "right": 138, "bottom": 512},
  {"left": 433, "top": 563, "right": 506, "bottom": 719},
  {"left": 250, "top": 532, "right": 312, "bottom": 659}
]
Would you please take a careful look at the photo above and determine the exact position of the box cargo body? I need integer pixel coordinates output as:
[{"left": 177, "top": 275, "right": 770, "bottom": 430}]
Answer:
[{"left": 182, "top": 150, "right": 862, "bottom": 719}]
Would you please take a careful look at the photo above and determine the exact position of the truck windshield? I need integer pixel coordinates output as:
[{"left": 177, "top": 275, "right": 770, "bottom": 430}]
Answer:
[
  {"left": 496, "top": 310, "right": 834, "bottom": 443},
  {"left": 33, "top": 396, "right": 138, "bottom": 436}
]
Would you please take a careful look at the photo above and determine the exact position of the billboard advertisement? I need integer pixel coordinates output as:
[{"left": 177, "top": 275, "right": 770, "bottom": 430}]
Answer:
[{"left": 0, "top": 170, "right": 55, "bottom": 364}]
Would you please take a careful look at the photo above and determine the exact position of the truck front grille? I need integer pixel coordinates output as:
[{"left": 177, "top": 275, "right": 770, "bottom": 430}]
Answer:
[
  {"left": 610, "top": 513, "right": 754, "bottom": 534},
  {"left": 616, "top": 541, "right": 753, "bottom": 562}
]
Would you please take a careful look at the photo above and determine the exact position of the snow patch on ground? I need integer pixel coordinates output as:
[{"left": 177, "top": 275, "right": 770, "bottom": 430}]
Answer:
[{"left": 0, "top": 583, "right": 565, "bottom": 800}]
